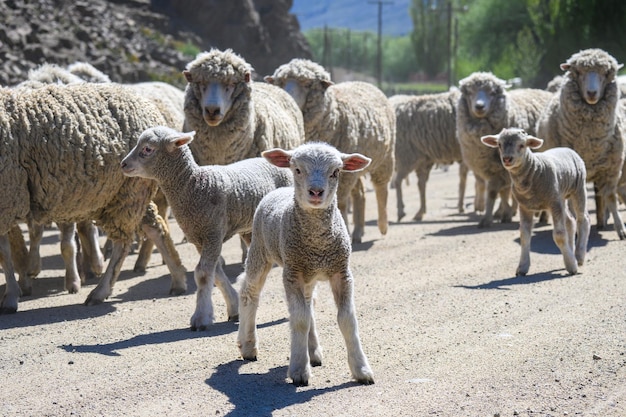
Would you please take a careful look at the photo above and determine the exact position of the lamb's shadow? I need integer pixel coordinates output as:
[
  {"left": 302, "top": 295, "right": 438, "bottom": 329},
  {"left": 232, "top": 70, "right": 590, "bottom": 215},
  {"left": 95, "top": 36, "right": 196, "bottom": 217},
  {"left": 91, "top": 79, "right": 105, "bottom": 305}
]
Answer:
[
  {"left": 0, "top": 301, "right": 115, "bottom": 330},
  {"left": 59, "top": 318, "right": 287, "bottom": 356},
  {"left": 427, "top": 219, "right": 519, "bottom": 237},
  {"left": 513, "top": 226, "right": 609, "bottom": 255},
  {"left": 205, "top": 359, "right": 357, "bottom": 417},
  {"left": 455, "top": 269, "right": 571, "bottom": 290}
]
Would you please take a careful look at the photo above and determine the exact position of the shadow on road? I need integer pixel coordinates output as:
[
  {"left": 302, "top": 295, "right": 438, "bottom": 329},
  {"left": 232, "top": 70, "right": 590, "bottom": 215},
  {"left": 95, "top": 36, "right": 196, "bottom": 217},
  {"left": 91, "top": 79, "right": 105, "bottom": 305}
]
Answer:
[
  {"left": 205, "top": 359, "right": 358, "bottom": 417},
  {"left": 454, "top": 269, "right": 571, "bottom": 290}
]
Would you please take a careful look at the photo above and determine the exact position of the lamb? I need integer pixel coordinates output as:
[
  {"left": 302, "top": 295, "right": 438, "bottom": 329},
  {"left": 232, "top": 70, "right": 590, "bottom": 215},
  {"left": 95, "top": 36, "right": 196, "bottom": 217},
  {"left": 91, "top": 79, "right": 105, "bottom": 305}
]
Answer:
[
  {"left": 182, "top": 48, "right": 305, "bottom": 166},
  {"left": 0, "top": 82, "right": 182, "bottom": 314},
  {"left": 389, "top": 90, "right": 470, "bottom": 222},
  {"left": 121, "top": 126, "right": 294, "bottom": 330},
  {"left": 536, "top": 48, "right": 626, "bottom": 240},
  {"left": 237, "top": 142, "right": 374, "bottom": 386},
  {"left": 456, "top": 71, "right": 553, "bottom": 227},
  {"left": 481, "top": 128, "right": 590, "bottom": 276}
]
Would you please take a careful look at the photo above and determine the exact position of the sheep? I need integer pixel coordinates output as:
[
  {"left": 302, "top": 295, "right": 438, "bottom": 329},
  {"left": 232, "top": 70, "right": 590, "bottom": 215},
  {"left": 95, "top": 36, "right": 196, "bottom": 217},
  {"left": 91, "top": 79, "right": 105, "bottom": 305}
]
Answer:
[
  {"left": 536, "top": 48, "right": 626, "bottom": 240},
  {"left": 481, "top": 128, "right": 590, "bottom": 276},
  {"left": 265, "top": 58, "right": 395, "bottom": 243},
  {"left": 121, "top": 126, "right": 294, "bottom": 330},
  {"left": 389, "top": 90, "right": 470, "bottom": 222},
  {"left": 66, "top": 61, "right": 112, "bottom": 83},
  {"left": 546, "top": 75, "right": 564, "bottom": 93},
  {"left": 456, "top": 71, "right": 553, "bottom": 228},
  {"left": 237, "top": 142, "right": 375, "bottom": 386},
  {"left": 0, "top": 82, "right": 184, "bottom": 314},
  {"left": 182, "top": 48, "right": 305, "bottom": 166}
]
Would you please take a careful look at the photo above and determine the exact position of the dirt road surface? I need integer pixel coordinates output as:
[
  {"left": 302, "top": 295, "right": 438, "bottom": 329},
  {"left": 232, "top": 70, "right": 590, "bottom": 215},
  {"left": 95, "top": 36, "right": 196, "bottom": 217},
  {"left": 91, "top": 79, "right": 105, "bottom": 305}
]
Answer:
[{"left": 1, "top": 165, "right": 625, "bottom": 417}]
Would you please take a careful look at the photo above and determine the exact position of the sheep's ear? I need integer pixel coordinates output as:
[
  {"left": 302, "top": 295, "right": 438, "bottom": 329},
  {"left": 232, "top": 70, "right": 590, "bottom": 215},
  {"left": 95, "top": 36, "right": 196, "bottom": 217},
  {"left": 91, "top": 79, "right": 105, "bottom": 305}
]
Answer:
[
  {"left": 262, "top": 148, "right": 292, "bottom": 168},
  {"left": 183, "top": 70, "right": 193, "bottom": 83},
  {"left": 480, "top": 135, "right": 499, "bottom": 148},
  {"left": 560, "top": 63, "right": 570, "bottom": 72},
  {"left": 618, "top": 63, "right": 624, "bottom": 70},
  {"left": 525, "top": 136, "right": 544, "bottom": 150},
  {"left": 341, "top": 153, "right": 371, "bottom": 172},
  {"left": 167, "top": 131, "right": 195, "bottom": 152},
  {"left": 264, "top": 76, "right": 275, "bottom": 84},
  {"left": 321, "top": 80, "right": 334, "bottom": 90}
]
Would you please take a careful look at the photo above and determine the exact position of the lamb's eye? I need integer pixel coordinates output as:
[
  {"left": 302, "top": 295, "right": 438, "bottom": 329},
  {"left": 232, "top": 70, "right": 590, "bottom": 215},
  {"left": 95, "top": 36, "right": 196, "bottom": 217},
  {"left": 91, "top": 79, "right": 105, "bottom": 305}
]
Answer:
[
  {"left": 141, "top": 146, "right": 153, "bottom": 157},
  {"left": 330, "top": 169, "right": 339, "bottom": 178},
  {"left": 295, "top": 168, "right": 301, "bottom": 175}
]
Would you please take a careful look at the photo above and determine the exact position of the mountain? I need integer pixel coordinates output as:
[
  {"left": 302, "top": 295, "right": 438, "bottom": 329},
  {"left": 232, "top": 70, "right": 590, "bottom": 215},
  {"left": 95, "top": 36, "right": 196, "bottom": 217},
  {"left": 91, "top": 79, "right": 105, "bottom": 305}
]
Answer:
[{"left": 291, "top": 0, "right": 413, "bottom": 36}]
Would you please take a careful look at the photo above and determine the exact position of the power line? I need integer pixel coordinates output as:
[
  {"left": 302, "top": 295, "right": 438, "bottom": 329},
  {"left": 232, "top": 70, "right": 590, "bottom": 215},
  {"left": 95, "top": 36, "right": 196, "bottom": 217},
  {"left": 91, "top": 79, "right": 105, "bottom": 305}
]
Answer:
[{"left": 368, "top": 0, "right": 393, "bottom": 88}]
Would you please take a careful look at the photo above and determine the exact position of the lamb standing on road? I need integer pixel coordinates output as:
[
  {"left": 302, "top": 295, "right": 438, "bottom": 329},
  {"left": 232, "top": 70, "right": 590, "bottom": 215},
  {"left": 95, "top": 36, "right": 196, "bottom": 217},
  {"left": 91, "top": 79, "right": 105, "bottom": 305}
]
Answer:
[
  {"left": 481, "top": 128, "right": 590, "bottom": 276},
  {"left": 237, "top": 142, "right": 375, "bottom": 386},
  {"left": 536, "top": 48, "right": 626, "bottom": 240},
  {"left": 121, "top": 126, "right": 293, "bottom": 330},
  {"left": 389, "top": 90, "right": 470, "bottom": 222},
  {"left": 457, "top": 72, "right": 553, "bottom": 227},
  {"left": 266, "top": 58, "right": 395, "bottom": 243}
]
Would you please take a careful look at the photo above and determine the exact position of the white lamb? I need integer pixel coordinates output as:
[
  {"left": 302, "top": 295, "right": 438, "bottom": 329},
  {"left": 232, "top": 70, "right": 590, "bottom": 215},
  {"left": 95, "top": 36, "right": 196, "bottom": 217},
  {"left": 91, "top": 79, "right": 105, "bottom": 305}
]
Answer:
[
  {"left": 121, "top": 126, "right": 293, "bottom": 330},
  {"left": 237, "top": 142, "right": 374, "bottom": 386},
  {"left": 481, "top": 128, "right": 590, "bottom": 276}
]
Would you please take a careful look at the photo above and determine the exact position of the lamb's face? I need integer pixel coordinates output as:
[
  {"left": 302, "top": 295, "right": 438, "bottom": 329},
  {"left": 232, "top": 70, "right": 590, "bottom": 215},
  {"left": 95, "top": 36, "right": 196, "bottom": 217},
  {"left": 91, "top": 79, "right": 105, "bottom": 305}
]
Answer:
[
  {"left": 481, "top": 128, "right": 543, "bottom": 170},
  {"left": 291, "top": 153, "right": 343, "bottom": 210}
]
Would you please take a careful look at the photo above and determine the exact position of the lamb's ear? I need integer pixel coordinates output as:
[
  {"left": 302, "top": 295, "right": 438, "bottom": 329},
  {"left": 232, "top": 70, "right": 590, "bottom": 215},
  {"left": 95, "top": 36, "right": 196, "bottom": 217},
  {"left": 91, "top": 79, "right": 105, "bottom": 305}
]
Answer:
[
  {"left": 264, "top": 75, "right": 275, "bottom": 84},
  {"left": 262, "top": 148, "right": 292, "bottom": 167},
  {"left": 560, "top": 63, "right": 570, "bottom": 72},
  {"left": 183, "top": 70, "right": 193, "bottom": 83},
  {"left": 525, "top": 136, "right": 544, "bottom": 150},
  {"left": 341, "top": 153, "right": 371, "bottom": 172},
  {"left": 480, "top": 135, "right": 499, "bottom": 148},
  {"left": 618, "top": 63, "right": 624, "bottom": 70}
]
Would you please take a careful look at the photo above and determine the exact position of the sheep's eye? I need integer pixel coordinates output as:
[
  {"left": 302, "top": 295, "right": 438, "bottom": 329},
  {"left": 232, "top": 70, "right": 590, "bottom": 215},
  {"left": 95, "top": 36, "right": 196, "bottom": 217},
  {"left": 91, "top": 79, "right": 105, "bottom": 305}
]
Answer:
[
  {"left": 141, "top": 146, "right": 154, "bottom": 157},
  {"left": 330, "top": 169, "right": 339, "bottom": 178},
  {"left": 294, "top": 168, "right": 301, "bottom": 175}
]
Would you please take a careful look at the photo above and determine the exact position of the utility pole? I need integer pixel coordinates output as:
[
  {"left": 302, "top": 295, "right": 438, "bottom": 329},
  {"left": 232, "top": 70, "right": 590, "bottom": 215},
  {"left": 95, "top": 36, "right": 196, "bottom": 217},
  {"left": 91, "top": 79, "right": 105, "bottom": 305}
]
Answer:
[
  {"left": 368, "top": 0, "right": 393, "bottom": 88},
  {"left": 443, "top": 1, "right": 468, "bottom": 88}
]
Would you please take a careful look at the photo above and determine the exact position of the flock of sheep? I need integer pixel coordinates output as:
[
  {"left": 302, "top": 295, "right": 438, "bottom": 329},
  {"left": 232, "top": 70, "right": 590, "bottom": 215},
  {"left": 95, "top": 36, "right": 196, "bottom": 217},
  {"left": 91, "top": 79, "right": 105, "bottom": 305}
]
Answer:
[{"left": 0, "top": 46, "right": 624, "bottom": 386}]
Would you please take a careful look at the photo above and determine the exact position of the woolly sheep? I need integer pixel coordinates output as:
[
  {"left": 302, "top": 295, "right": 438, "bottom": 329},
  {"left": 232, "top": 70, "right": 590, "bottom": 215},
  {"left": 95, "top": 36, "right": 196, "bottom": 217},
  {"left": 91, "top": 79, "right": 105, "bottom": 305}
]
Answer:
[
  {"left": 266, "top": 58, "right": 395, "bottom": 243},
  {"left": 456, "top": 71, "right": 553, "bottom": 227},
  {"left": 182, "top": 48, "right": 305, "bottom": 166},
  {"left": 237, "top": 142, "right": 375, "bottom": 386},
  {"left": 121, "top": 126, "right": 294, "bottom": 330},
  {"left": 66, "top": 61, "right": 112, "bottom": 83},
  {"left": 481, "top": 128, "right": 590, "bottom": 276},
  {"left": 536, "top": 48, "right": 626, "bottom": 240},
  {"left": 389, "top": 90, "right": 470, "bottom": 222},
  {"left": 0, "top": 83, "right": 180, "bottom": 314}
]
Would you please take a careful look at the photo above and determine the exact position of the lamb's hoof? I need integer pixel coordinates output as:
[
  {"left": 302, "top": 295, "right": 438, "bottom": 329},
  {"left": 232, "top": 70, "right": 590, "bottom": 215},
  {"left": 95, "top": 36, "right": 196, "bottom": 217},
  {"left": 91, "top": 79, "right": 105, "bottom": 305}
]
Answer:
[
  {"left": 310, "top": 359, "right": 322, "bottom": 367},
  {"left": 412, "top": 213, "right": 424, "bottom": 222},
  {"left": 352, "top": 236, "right": 362, "bottom": 244},
  {"left": 228, "top": 314, "right": 239, "bottom": 322},
  {"left": 66, "top": 285, "right": 80, "bottom": 294},
  {"left": 516, "top": 270, "right": 527, "bottom": 277},
  {"left": 84, "top": 296, "right": 103, "bottom": 306},
  {"left": 190, "top": 313, "right": 213, "bottom": 331},
  {"left": 242, "top": 354, "right": 257, "bottom": 362},
  {"left": 169, "top": 287, "right": 186, "bottom": 296},
  {"left": 397, "top": 212, "right": 406, "bottom": 223},
  {"left": 133, "top": 266, "right": 147, "bottom": 274},
  {"left": 290, "top": 375, "right": 309, "bottom": 387},
  {"left": 0, "top": 305, "right": 17, "bottom": 315},
  {"left": 356, "top": 376, "right": 375, "bottom": 385},
  {"left": 20, "top": 286, "right": 32, "bottom": 297}
]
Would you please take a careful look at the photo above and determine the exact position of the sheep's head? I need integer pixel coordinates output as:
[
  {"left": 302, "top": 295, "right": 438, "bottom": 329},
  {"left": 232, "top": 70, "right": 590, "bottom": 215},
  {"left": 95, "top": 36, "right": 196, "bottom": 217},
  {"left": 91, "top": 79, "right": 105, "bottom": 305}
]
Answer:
[
  {"left": 481, "top": 128, "right": 543, "bottom": 170},
  {"left": 263, "top": 142, "right": 370, "bottom": 210},
  {"left": 560, "top": 48, "right": 623, "bottom": 105},
  {"left": 458, "top": 72, "right": 509, "bottom": 119},
  {"left": 182, "top": 48, "right": 253, "bottom": 126},
  {"left": 121, "top": 126, "right": 195, "bottom": 180},
  {"left": 265, "top": 58, "right": 333, "bottom": 110}
]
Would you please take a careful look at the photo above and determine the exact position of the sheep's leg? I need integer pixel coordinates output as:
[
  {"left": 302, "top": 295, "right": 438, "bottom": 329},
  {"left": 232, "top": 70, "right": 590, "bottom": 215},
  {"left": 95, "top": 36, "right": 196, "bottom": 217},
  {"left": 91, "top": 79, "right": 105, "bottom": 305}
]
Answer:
[
  {"left": 478, "top": 181, "right": 498, "bottom": 228},
  {"left": 516, "top": 207, "right": 534, "bottom": 276},
  {"left": 372, "top": 179, "right": 389, "bottom": 235},
  {"left": 284, "top": 270, "right": 316, "bottom": 386},
  {"left": 474, "top": 175, "right": 486, "bottom": 213},
  {"left": 394, "top": 168, "right": 408, "bottom": 222},
  {"left": 569, "top": 195, "right": 590, "bottom": 266},
  {"left": 26, "top": 219, "right": 44, "bottom": 278},
  {"left": 84, "top": 240, "right": 131, "bottom": 305},
  {"left": 329, "top": 270, "right": 374, "bottom": 384},
  {"left": 0, "top": 234, "right": 21, "bottom": 314},
  {"left": 58, "top": 222, "right": 82, "bottom": 294},
  {"left": 9, "top": 224, "right": 30, "bottom": 296},
  {"left": 594, "top": 184, "right": 605, "bottom": 228},
  {"left": 350, "top": 178, "right": 366, "bottom": 244},
  {"left": 496, "top": 186, "right": 514, "bottom": 223},
  {"left": 76, "top": 221, "right": 104, "bottom": 280},
  {"left": 238, "top": 254, "right": 273, "bottom": 361},
  {"left": 550, "top": 203, "right": 578, "bottom": 275},
  {"left": 239, "top": 235, "right": 250, "bottom": 264},
  {"left": 139, "top": 218, "right": 187, "bottom": 296},
  {"left": 214, "top": 256, "right": 239, "bottom": 321},
  {"left": 413, "top": 163, "right": 433, "bottom": 221},
  {"left": 457, "top": 162, "right": 468, "bottom": 214},
  {"left": 134, "top": 237, "right": 154, "bottom": 273},
  {"left": 604, "top": 190, "right": 626, "bottom": 240}
]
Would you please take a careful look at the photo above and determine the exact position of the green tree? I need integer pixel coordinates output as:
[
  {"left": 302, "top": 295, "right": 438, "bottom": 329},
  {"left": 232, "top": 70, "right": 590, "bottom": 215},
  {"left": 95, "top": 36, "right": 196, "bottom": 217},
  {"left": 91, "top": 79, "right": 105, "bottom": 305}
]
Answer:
[{"left": 410, "top": 0, "right": 448, "bottom": 78}]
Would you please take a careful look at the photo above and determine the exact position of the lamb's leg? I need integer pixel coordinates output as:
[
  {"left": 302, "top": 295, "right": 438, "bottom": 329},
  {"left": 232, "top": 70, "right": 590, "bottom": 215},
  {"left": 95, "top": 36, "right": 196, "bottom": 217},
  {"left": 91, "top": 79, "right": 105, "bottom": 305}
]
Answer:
[
  {"left": 308, "top": 287, "right": 323, "bottom": 366},
  {"left": 238, "top": 254, "right": 273, "bottom": 361},
  {"left": 9, "top": 224, "right": 30, "bottom": 296},
  {"left": 84, "top": 240, "right": 131, "bottom": 305},
  {"left": 350, "top": 178, "right": 366, "bottom": 244},
  {"left": 457, "top": 162, "right": 468, "bottom": 214},
  {"left": 0, "top": 234, "right": 21, "bottom": 314},
  {"left": 604, "top": 189, "right": 626, "bottom": 240},
  {"left": 569, "top": 195, "right": 591, "bottom": 266},
  {"left": 284, "top": 270, "right": 316, "bottom": 386},
  {"left": 190, "top": 244, "right": 226, "bottom": 330},
  {"left": 478, "top": 181, "right": 498, "bottom": 228},
  {"left": 26, "top": 219, "right": 44, "bottom": 278},
  {"left": 214, "top": 256, "right": 238, "bottom": 321},
  {"left": 76, "top": 220, "right": 104, "bottom": 280},
  {"left": 372, "top": 179, "right": 389, "bottom": 234},
  {"left": 413, "top": 163, "right": 432, "bottom": 221},
  {"left": 474, "top": 175, "right": 486, "bottom": 213},
  {"left": 550, "top": 202, "right": 578, "bottom": 275},
  {"left": 58, "top": 222, "right": 81, "bottom": 294},
  {"left": 516, "top": 207, "right": 534, "bottom": 276},
  {"left": 496, "top": 186, "right": 514, "bottom": 223},
  {"left": 330, "top": 271, "right": 374, "bottom": 384},
  {"left": 140, "top": 216, "right": 187, "bottom": 295}
]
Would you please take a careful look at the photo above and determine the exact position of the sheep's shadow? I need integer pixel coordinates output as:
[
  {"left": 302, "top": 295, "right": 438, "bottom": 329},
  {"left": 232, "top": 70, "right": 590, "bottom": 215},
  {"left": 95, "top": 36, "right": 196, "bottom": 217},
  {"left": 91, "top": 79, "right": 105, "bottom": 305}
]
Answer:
[
  {"left": 455, "top": 269, "right": 571, "bottom": 290},
  {"left": 205, "top": 359, "right": 357, "bottom": 417},
  {"left": 58, "top": 318, "right": 288, "bottom": 356},
  {"left": 0, "top": 300, "right": 115, "bottom": 330},
  {"left": 427, "top": 219, "right": 519, "bottom": 237}
]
